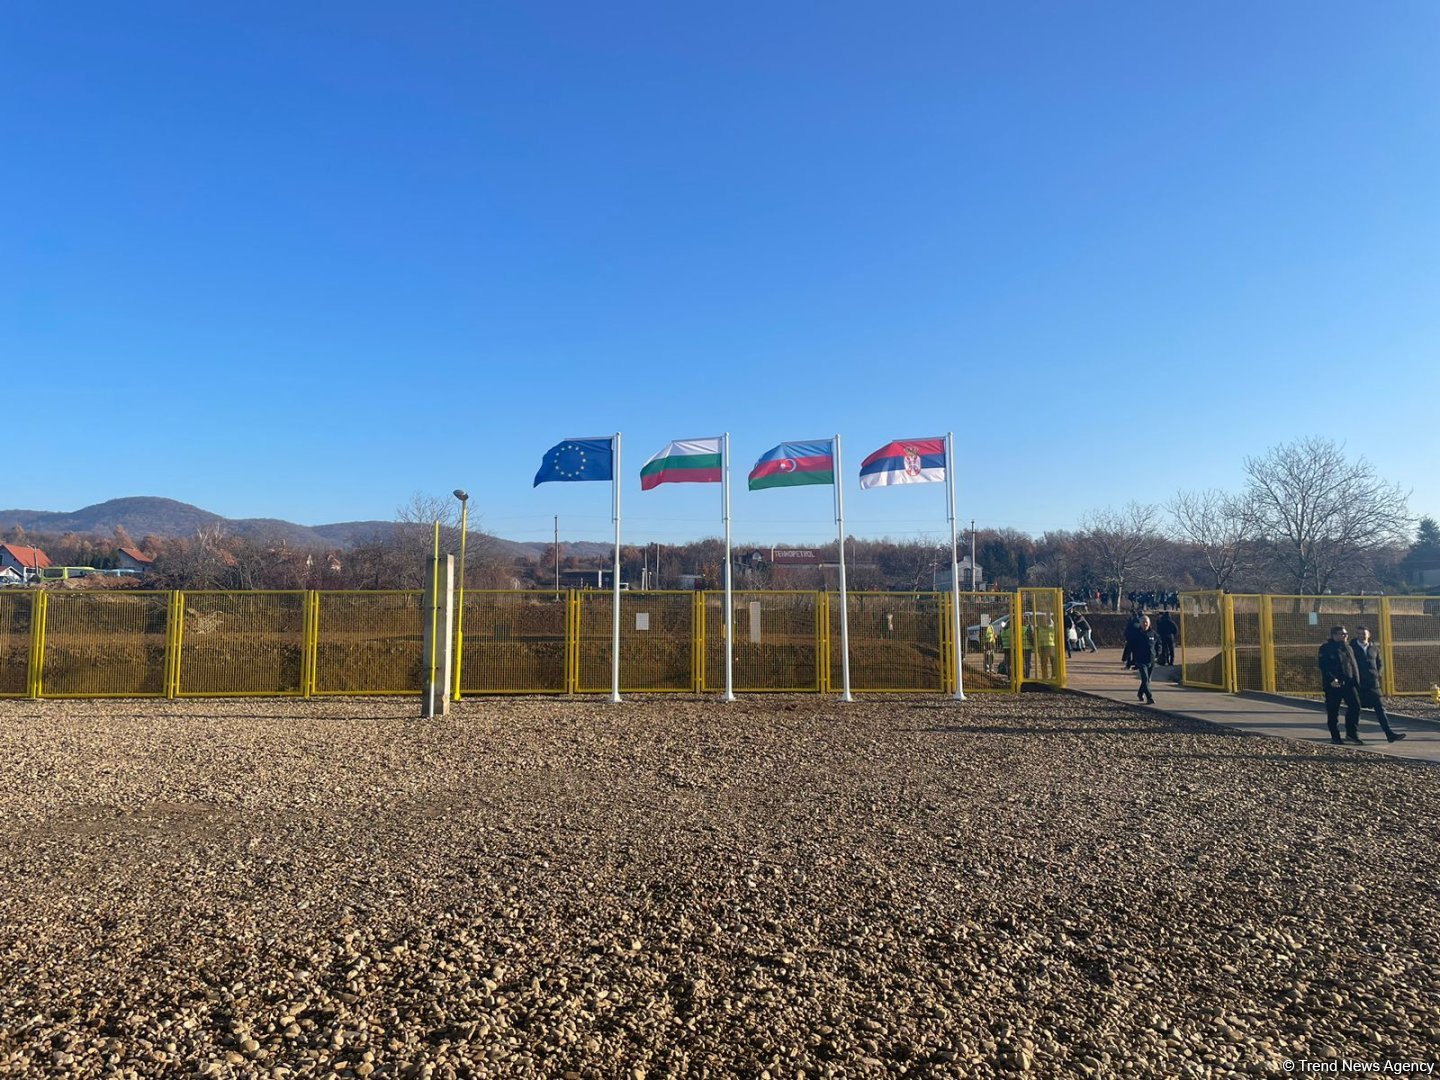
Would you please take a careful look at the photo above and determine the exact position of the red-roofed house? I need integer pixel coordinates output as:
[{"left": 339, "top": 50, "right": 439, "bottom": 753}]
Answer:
[
  {"left": 0, "top": 544, "right": 50, "bottom": 581},
  {"left": 116, "top": 546, "right": 154, "bottom": 573}
]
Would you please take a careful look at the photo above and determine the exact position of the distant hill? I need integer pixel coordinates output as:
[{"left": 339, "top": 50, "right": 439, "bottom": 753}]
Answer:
[{"left": 0, "top": 496, "right": 612, "bottom": 560}]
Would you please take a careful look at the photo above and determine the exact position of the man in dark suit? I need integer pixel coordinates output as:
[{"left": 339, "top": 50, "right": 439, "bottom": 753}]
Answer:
[
  {"left": 1154, "top": 610, "right": 1178, "bottom": 666},
  {"left": 1128, "top": 615, "right": 1159, "bottom": 704},
  {"left": 1318, "top": 625, "right": 1362, "bottom": 745},
  {"left": 1350, "top": 625, "right": 1406, "bottom": 744}
]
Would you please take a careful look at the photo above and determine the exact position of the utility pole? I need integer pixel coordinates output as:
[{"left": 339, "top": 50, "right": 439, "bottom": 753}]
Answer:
[
  {"left": 971, "top": 519, "right": 977, "bottom": 589},
  {"left": 554, "top": 515, "right": 560, "bottom": 597}
]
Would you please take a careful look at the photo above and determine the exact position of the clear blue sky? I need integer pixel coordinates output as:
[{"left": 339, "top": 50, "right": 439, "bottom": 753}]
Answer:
[{"left": 3, "top": 2, "right": 1437, "bottom": 547}]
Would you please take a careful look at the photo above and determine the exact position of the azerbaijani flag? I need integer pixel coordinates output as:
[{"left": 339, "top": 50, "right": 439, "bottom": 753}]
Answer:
[
  {"left": 858, "top": 437, "right": 946, "bottom": 489},
  {"left": 748, "top": 440, "right": 835, "bottom": 490},
  {"left": 640, "top": 438, "right": 722, "bottom": 489}
]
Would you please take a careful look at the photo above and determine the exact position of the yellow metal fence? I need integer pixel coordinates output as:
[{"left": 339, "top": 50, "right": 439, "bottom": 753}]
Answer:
[
  {"left": 1180, "top": 592, "right": 1440, "bottom": 697},
  {"left": 0, "top": 588, "right": 1058, "bottom": 698}
]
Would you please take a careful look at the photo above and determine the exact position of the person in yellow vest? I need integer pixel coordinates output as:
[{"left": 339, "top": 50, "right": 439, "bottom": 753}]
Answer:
[
  {"left": 1036, "top": 615, "right": 1057, "bottom": 681},
  {"left": 998, "top": 620, "right": 1012, "bottom": 677},
  {"left": 982, "top": 622, "right": 997, "bottom": 675}
]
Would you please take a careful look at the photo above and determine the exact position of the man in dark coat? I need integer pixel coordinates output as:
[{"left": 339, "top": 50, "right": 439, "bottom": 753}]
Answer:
[
  {"left": 1350, "top": 625, "right": 1405, "bottom": 743},
  {"left": 1318, "top": 625, "right": 1362, "bottom": 745},
  {"left": 1155, "top": 610, "right": 1178, "bottom": 666},
  {"left": 1121, "top": 608, "right": 1143, "bottom": 669},
  {"left": 1127, "top": 614, "right": 1159, "bottom": 704}
]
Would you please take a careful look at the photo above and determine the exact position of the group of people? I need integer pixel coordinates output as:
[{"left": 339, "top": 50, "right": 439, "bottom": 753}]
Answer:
[
  {"left": 1063, "top": 610, "right": 1096, "bottom": 656},
  {"left": 1093, "top": 608, "right": 1406, "bottom": 746},
  {"left": 1125, "top": 589, "right": 1180, "bottom": 611},
  {"left": 1317, "top": 624, "right": 1407, "bottom": 745}
]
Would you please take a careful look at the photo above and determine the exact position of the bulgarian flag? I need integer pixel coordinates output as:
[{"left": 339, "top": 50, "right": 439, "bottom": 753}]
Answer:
[
  {"left": 748, "top": 440, "right": 835, "bottom": 490},
  {"left": 640, "top": 438, "right": 723, "bottom": 489}
]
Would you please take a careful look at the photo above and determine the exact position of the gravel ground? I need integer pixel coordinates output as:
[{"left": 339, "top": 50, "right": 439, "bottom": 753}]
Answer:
[
  {"left": 1391, "top": 700, "right": 1440, "bottom": 723},
  {"left": 1, "top": 692, "right": 1437, "bottom": 1079}
]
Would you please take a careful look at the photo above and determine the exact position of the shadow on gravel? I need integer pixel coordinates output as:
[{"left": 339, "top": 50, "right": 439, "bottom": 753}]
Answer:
[
  {"left": 1146, "top": 750, "right": 1417, "bottom": 768},
  {"left": 116, "top": 712, "right": 412, "bottom": 722},
  {"left": 913, "top": 725, "right": 1181, "bottom": 736}
]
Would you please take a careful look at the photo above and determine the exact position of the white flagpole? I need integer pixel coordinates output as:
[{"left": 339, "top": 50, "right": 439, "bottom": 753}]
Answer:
[
  {"left": 946, "top": 432, "right": 966, "bottom": 700},
  {"left": 610, "top": 432, "right": 622, "bottom": 704},
  {"left": 722, "top": 433, "right": 736, "bottom": 702},
  {"left": 834, "top": 434, "right": 853, "bottom": 703}
]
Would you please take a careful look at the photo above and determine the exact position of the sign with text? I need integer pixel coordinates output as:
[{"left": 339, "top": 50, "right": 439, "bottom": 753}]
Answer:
[{"left": 770, "top": 547, "right": 822, "bottom": 565}]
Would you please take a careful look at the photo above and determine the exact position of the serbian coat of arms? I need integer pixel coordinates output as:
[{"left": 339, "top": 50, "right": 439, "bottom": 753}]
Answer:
[{"left": 903, "top": 446, "right": 923, "bottom": 477}]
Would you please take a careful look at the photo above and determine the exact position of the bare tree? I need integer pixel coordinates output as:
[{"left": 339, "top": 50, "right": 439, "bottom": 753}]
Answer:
[
  {"left": 1080, "top": 503, "right": 1161, "bottom": 609},
  {"left": 1168, "top": 488, "right": 1252, "bottom": 590},
  {"left": 1242, "top": 436, "right": 1410, "bottom": 594}
]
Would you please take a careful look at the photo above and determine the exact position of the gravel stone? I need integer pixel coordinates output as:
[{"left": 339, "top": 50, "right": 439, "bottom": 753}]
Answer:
[{"left": 0, "top": 692, "right": 1436, "bottom": 1077}]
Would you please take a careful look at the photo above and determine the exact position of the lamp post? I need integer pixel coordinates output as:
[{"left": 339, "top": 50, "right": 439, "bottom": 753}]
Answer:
[{"left": 452, "top": 489, "right": 469, "bottom": 702}]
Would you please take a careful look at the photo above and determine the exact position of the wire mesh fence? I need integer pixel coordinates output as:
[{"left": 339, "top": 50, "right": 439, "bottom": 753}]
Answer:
[
  {"left": 1182, "top": 592, "right": 1440, "bottom": 698},
  {"left": 702, "top": 591, "right": 821, "bottom": 693},
  {"left": 1, "top": 587, "right": 1058, "bottom": 698},
  {"left": 458, "top": 590, "right": 570, "bottom": 694},
  {"left": 178, "top": 591, "right": 307, "bottom": 696},
  {"left": 1180, "top": 591, "right": 1227, "bottom": 690},
  {"left": 40, "top": 592, "right": 172, "bottom": 697},
  {"left": 0, "top": 591, "right": 35, "bottom": 697},
  {"left": 313, "top": 591, "right": 425, "bottom": 695}
]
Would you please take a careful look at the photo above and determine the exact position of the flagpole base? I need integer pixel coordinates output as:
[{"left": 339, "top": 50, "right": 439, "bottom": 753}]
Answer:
[
  {"left": 609, "top": 692, "right": 622, "bottom": 704},
  {"left": 840, "top": 693, "right": 855, "bottom": 703},
  {"left": 953, "top": 690, "right": 967, "bottom": 701},
  {"left": 723, "top": 693, "right": 736, "bottom": 702}
]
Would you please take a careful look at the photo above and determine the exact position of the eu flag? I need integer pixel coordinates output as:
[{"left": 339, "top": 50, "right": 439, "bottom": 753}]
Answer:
[{"left": 534, "top": 438, "right": 615, "bottom": 485}]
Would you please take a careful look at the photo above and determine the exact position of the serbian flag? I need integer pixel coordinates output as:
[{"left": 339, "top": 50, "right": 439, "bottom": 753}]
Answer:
[
  {"left": 748, "top": 440, "right": 835, "bottom": 490},
  {"left": 641, "top": 438, "right": 722, "bottom": 489},
  {"left": 858, "top": 437, "right": 946, "bottom": 489}
]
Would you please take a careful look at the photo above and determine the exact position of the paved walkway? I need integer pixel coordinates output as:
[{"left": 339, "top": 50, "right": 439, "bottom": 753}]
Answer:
[{"left": 1063, "top": 649, "right": 1440, "bottom": 764}]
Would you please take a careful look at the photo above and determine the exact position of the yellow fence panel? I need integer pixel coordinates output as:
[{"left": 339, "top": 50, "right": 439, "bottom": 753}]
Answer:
[
  {"left": 828, "top": 591, "right": 946, "bottom": 693},
  {"left": 575, "top": 591, "right": 696, "bottom": 693},
  {"left": 701, "top": 590, "right": 821, "bottom": 692},
  {"left": 1017, "top": 589, "right": 1065, "bottom": 687},
  {"left": 459, "top": 591, "right": 569, "bottom": 694},
  {"left": 314, "top": 591, "right": 424, "bottom": 695},
  {"left": 41, "top": 591, "right": 171, "bottom": 697},
  {"left": 0, "top": 591, "right": 33, "bottom": 697},
  {"left": 954, "top": 592, "right": 1019, "bottom": 692},
  {"left": 5, "top": 587, "right": 1047, "bottom": 699},
  {"left": 1269, "top": 595, "right": 1384, "bottom": 696},
  {"left": 177, "top": 591, "right": 307, "bottom": 696},
  {"left": 1180, "top": 591, "right": 1225, "bottom": 689},
  {"left": 1379, "top": 597, "right": 1440, "bottom": 695},
  {"left": 1231, "top": 594, "right": 1263, "bottom": 692}
]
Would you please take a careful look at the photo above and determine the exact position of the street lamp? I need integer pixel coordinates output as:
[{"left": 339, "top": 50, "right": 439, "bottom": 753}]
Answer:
[{"left": 452, "top": 489, "right": 469, "bottom": 702}]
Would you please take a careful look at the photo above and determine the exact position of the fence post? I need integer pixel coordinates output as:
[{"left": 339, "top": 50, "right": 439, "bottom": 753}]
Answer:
[
  {"left": 301, "top": 591, "right": 319, "bottom": 698},
  {"left": 1222, "top": 593, "right": 1237, "bottom": 694},
  {"left": 940, "top": 592, "right": 953, "bottom": 696},
  {"left": 823, "top": 593, "right": 835, "bottom": 694},
  {"left": 692, "top": 590, "right": 705, "bottom": 693},
  {"left": 1010, "top": 591, "right": 1023, "bottom": 693},
  {"left": 1260, "top": 594, "right": 1276, "bottom": 694},
  {"left": 1379, "top": 596, "right": 1397, "bottom": 698},
  {"left": 565, "top": 590, "right": 578, "bottom": 694},
  {"left": 1053, "top": 589, "right": 1067, "bottom": 688},
  {"left": 26, "top": 591, "right": 47, "bottom": 699},
  {"left": 165, "top": 591, "right": 182, "bottom": 698},
  {"left": 421, "top": 555, "right": 455, "bottom": 717}
]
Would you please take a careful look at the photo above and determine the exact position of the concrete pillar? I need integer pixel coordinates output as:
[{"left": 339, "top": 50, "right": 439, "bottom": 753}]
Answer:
[{"left": 422, "top": 555, "right": 455, "bottom": 717}]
